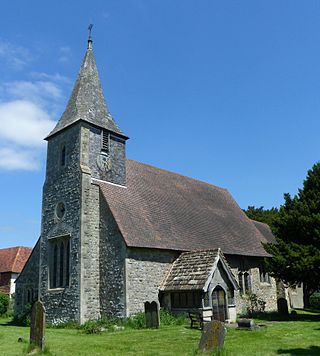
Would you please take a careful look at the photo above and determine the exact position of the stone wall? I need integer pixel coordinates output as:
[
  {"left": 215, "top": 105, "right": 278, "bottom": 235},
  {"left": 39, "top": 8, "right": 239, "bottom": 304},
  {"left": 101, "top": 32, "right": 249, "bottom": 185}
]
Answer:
[
  {"left": 39, "top": 123, "right": 82, "bottom": 324},
  {"left": 226, "top": 255, "right": 277, "bottom": 314},
  {"left": 99, "top": 196, "right": 127, "bottom": 317},
  {"left": 125, "top": 248, "right": 178, "bottom": 315},
  {"left": 79, "top": 125, "right": 101, "bottom": 322},
  {"left": 88, "top": 126, "right": 126, "bottom": 186},
  {"left": 15, "top": 239, "right": 40, "bottom": 316}
]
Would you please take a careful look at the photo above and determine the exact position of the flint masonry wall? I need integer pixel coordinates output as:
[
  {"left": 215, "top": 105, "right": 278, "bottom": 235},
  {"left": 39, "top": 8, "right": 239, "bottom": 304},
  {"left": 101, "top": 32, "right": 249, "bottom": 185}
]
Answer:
[
  {"left": 125, "top": 248, "right": 178, "bottom": 315},
  {"left": 88, "top": 126, "right": 126, "bottom": 186},
  {"left": 15, "top": 239, "right": 40, "bottom": 316},
  {"left": 227, "top": 255, "right": 277, "bottom": 314},
  {"left": 40, "top": 123, "right": 82, "bottom": 323}
]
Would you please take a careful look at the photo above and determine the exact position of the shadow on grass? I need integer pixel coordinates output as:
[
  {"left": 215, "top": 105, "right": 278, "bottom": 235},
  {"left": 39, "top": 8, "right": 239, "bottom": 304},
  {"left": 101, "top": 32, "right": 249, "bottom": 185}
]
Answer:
[
  {"left": 252, "top": 310, "right": 320, "bottom": 323},
  {"left": 277, "top": 345, "right": 320, "bottom": 355}
]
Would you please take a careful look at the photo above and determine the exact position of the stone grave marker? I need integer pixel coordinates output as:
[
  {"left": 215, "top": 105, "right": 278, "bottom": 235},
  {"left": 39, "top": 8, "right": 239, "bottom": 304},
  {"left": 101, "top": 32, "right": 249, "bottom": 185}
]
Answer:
[
  {"left": 277, "top": 298, "right": 289, "bottom": 316},
  {"left": 30, "top": 301, "right": 45, "bottom": 351},
  {"left": 198, "top": 320, "right": 226, "bottom": 353},
  {"left": 237, "top": 318, "right": 256, "bottom": 330},
  {"left": 144, "top": 301, "right": 160, "bottom": 328}
]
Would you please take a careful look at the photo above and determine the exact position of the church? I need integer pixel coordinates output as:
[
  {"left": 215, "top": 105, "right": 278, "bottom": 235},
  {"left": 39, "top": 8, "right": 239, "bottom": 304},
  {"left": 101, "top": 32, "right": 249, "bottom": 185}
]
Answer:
[{"left": 15, "top": 35, "right": 290, "bottom": 324}]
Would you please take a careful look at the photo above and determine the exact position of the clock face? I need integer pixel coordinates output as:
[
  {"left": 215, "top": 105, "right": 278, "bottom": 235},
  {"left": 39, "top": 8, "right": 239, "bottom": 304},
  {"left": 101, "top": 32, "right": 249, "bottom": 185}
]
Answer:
[{"left": 97, "top": 153, "right": 111, "bottom": 172}]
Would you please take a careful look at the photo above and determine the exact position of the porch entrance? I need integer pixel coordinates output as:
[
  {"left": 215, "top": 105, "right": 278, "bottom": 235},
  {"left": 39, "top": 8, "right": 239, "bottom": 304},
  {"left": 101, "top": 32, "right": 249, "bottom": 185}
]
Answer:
[{"left": 211, "top": 286, "right": 227, "bottom": 321}]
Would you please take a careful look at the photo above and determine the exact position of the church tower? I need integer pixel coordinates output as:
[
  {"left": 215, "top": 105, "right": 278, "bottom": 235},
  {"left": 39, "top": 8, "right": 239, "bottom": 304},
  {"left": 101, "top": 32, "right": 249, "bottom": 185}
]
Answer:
[{"left": 38, "top": 33, "right": 128, "bottom": 323}]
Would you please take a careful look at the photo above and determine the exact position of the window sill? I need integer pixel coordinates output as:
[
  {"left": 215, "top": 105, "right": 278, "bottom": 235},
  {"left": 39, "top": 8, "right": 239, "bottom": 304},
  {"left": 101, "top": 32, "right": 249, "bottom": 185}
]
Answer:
[
  {"left": 48, "top": 287, "right": 66, "bottom": 292},
  {"left": 260, "top": 282, "right": 272, "bottom": 287}
]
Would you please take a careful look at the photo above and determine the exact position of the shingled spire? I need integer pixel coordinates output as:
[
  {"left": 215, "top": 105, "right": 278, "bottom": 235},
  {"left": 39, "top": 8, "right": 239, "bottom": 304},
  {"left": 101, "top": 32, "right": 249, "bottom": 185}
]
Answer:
[{"left": 46, "top": 34, "right": 126, "bottom": 139}]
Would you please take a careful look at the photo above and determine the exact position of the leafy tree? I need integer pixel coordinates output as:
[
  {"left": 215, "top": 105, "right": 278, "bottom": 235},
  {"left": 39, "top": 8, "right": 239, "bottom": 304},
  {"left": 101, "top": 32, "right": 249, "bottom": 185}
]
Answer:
[
  {"left": 244, "top": 206, "right": 279, "bottom": 228},
  {"left": 264, "top": 163, "right": 320, "bottom": 307}
]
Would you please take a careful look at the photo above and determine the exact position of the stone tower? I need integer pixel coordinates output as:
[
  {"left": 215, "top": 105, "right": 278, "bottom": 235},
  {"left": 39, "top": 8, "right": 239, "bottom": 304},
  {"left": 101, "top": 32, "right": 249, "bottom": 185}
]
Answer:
[{"left": 38, "top": 36, "right": 128, "bottom": 323}]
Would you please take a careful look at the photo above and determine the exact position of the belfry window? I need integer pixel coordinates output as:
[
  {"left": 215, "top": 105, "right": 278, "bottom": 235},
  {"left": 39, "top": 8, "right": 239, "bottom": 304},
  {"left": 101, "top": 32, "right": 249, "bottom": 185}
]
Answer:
[
  {"left": 101, "top": 130, "right": 110, "bottom": 154},
  {"left": 49, "top": 237, "right": 70, "bottom": 289}
]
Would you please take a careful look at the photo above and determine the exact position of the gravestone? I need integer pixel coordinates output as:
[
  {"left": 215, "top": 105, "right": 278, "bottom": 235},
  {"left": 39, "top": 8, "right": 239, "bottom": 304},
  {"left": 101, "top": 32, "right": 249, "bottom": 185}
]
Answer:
[
  {"left": 144, "top": 301, "right": 160, "bottom": 328},
  {"left": 237, "top": 318, "right": 256, "bottom": 330},
  {"left": 198, "top": 320, "right": 226, "bottom": 353},
  {"left": 30, "top": 301, "right": 45, "bottom": 351},
  {"left": 277, "top": 298, "right": 289, "bottom": 316}
]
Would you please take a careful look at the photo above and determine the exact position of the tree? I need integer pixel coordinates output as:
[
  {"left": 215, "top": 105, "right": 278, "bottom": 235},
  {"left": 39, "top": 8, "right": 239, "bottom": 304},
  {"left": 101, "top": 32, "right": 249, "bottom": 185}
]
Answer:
[
  {"left": 264, "top": 163, "right": 320, "bottom": 307},
  {"left": 244, "top": 206, "right": 279, "bottom": 228}
]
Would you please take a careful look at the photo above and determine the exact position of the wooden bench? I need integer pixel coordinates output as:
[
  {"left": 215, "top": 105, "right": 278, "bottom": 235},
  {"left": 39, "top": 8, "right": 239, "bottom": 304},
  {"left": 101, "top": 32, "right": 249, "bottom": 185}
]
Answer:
[{"left": 188, "top": 311, "right": 204, "bottom": 330}]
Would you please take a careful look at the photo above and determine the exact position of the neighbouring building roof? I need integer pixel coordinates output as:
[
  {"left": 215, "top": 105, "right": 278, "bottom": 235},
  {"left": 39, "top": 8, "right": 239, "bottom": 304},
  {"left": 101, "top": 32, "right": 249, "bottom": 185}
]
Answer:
[
  {"left": 160, "top": 249, "right": 238, "bottom": 292},
  {"left": 98, "top": 160, "right": 273, "bottom": 257},
  {"left": 46, "top": 42, "right": 126, "bottom": 140},
  {"left": 0, "top": 247, "right": 32, "bottom": 273}
]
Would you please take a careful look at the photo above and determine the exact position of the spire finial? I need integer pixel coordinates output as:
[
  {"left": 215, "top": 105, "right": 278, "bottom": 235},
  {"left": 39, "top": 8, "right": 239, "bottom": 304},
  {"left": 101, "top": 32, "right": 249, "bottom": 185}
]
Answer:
[{"left": 88, "top": 24, "right": 93, "bottom": 49}]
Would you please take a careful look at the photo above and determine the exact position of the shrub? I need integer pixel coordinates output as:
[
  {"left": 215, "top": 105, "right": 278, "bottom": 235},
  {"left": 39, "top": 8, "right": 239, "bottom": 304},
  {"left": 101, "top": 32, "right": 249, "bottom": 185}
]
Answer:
[
  {"left": 126, "top": 312, "right": 145, "bottom": 329},
  {"left": 160, "top": 309, "right": 186, "bottom": 326},
  {"left": 240, "top": 293, "right": 266, "bottom": 317},
  {"left": 310, "top": 292, "right": 320, "bottom": 310},
  {"left": 0, "top": 293, "right": 9, "bottom": 316},
  {"left": 12, "top": 303, "right": 32, "bottom": 326},
  {"left": 81, "top": 320, "right": 103, "bottom": 334}
]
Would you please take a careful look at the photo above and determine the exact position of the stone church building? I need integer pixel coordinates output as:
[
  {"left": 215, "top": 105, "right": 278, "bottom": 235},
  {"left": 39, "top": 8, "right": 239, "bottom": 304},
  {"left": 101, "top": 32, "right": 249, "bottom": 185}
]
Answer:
[{"left": 15, "top": 37, "right": 290, "bottom": 324}]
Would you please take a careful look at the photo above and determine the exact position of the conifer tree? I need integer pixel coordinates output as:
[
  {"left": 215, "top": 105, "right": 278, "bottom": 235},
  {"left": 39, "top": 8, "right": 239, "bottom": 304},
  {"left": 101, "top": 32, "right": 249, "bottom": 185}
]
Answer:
[{"left": 264, "top": 163, "right": 320, "bottom": 307}]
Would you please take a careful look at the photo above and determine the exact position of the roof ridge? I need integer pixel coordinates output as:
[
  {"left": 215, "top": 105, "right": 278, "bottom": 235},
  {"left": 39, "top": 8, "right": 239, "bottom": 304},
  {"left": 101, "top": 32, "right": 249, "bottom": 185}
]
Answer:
[{"left": 127, "top": 159, "right": 228, "bottom": 193}]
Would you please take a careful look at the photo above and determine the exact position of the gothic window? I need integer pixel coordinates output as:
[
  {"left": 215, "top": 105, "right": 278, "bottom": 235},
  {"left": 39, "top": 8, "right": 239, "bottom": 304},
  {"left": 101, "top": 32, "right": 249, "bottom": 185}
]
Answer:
[
  {"left": 238, "top": 271, "right": 252, "bottom": 295},
  {"left": 49, "top": 237, "right": 70, "bottom": 289},
  {"left": 61, "top": 145, "right": 66, "bottom": 166},
  {"left": 259, "top": 265, "right": 271, "bottom": 284}
]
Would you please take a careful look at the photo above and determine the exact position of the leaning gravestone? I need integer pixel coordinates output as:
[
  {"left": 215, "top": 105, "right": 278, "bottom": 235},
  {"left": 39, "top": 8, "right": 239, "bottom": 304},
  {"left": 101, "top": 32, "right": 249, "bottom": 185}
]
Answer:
[
  {"left": 198, "top": 320, "right": 226, "bottom": 353},
  {"left": 144, "top": 301, "right": 160, "bottom": 328},
  {"left": 277, "top": 298, "right": 289, "bottom": 316},
  {"left": 30, "top": 301, "right": 45, "bottom": 351}
]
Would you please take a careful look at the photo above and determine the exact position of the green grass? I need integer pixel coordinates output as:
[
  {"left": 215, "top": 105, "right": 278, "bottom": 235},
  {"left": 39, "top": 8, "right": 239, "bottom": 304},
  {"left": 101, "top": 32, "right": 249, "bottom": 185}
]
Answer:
[{"left": 0, "top": 310, "right": 319, "bottom": 355}]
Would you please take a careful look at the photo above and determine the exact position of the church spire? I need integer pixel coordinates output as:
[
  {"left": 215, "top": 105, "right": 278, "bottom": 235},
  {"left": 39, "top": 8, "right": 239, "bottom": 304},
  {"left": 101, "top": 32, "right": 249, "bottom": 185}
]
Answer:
[{"left": 46, "top": 31, "right": 127, "bottom": 140}]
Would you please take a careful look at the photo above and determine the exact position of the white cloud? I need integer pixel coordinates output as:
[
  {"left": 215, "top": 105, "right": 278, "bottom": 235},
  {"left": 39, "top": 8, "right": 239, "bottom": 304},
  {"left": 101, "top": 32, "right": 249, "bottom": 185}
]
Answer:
[
  {"left": 0, "top": 41, "right": 33, "bottom": 69},
  {"left": 0, "top": 100, "right": 56, "bottom": 147},
  {"left": 4, "top": 80, "right": 62, "bottom": 103},
  {"left": 0, "top": 147, "right": 39, "bottom": 171},
  {"left": 30, "top": 72, "right": 71, "bottom": 84}
]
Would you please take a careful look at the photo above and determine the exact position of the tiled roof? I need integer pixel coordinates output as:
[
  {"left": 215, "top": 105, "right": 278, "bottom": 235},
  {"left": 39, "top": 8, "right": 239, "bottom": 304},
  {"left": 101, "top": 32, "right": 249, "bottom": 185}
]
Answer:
[
  {"left": 252, "top": 220, "right": 276, "bottom": 243},
  {"left": 0, "top": 247, "right": 32, "bottom": 273},
  {"left": 46, "top": 44, "right": 126, "bottom": 139},
  {"left": 98, "top": 160, "right": 272, "bottom": 257},
  {"left": 160, "top": 249, "right": 238, "bottom": 291}
]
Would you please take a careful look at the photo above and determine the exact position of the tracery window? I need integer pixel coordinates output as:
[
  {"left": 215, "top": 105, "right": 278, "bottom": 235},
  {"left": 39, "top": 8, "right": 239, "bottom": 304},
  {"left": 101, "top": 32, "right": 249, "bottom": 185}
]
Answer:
[
  {"left": 49, "top": 237, "right": 70, "bottom": 289},
  {"left": 238, "top": 271, "right": 251, "bottom": 295},
  {"left": 259, "top": 265, "right": 271, "bottom": 284}
]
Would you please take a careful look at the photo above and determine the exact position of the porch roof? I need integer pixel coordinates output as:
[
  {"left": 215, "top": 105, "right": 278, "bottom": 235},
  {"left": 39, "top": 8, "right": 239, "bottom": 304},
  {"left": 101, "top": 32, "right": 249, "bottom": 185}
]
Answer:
[{"left": 160, "top": 249, "right": 238, "bottom": 292}]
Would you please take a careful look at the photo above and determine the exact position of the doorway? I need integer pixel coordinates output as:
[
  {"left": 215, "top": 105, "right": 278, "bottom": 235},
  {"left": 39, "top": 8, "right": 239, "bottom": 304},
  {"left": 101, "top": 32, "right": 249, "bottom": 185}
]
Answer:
[{"left": 211, "top": 286, "right": 227, "bottom": 321}]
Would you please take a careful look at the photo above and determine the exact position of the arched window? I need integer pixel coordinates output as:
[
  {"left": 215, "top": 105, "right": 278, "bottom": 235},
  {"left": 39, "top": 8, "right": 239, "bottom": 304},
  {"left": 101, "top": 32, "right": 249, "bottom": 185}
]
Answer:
[
  {"left": 238, "top": 270, "right": 252, "bottom": 295},
  {"left": 53, "top": 244, "right": 58, "bottom": 288},
  {"left": 59, "top": 243, "right": 64, "bottom": 287},
  {"left": 50, "top": 237, "right": 70, "bottom": 289}
]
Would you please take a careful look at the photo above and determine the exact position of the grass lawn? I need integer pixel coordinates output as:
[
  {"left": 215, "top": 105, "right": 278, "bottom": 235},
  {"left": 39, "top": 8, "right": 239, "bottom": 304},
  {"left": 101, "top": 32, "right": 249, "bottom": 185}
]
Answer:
[{"left": 0, "top": 310, "right": 319, "bottom": 355}]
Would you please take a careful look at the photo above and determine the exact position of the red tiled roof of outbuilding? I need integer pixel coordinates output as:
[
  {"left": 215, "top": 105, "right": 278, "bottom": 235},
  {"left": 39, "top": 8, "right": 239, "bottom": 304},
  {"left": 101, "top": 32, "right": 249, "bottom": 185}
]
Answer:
[{"left": 0, "top": 246, "right": 32, "bottom": 273}]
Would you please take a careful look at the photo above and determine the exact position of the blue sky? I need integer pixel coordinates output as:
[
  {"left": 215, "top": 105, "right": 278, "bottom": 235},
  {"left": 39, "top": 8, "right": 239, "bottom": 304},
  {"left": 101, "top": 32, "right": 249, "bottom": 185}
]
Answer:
[{"left": 1, "top": 1, "right": 320, "bottom": 248}]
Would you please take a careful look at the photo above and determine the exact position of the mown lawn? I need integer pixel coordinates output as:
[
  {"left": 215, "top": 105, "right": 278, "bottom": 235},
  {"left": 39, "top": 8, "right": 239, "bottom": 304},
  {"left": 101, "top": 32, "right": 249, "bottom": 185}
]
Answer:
[{"left": 0, "top": 310, "right": 319, "bottom": 355}]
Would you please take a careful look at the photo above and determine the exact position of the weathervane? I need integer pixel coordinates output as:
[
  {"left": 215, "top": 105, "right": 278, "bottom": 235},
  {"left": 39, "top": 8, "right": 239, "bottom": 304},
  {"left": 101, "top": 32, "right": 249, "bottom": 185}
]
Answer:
[{"left": 88, "top": 24, "right": 93, "bottom": 49}]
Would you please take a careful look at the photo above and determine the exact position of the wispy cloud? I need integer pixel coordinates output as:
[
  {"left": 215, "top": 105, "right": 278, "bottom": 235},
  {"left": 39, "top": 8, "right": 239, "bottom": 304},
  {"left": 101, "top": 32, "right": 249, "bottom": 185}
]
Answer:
[
  {"left": 0, "top": 41, "right": 33, "bottom": 69},
  {"left": 0, "top": 147, "right": 40, "bottom": 171},
  {"left": 58, "top": 46, "right": 72, "bottom": 63}
]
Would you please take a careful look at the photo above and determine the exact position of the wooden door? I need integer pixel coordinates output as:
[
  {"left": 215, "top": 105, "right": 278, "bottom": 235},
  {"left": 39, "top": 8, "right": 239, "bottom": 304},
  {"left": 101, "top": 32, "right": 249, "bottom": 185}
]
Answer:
[{"left": 211, "top": 286, "right": 227, "bottom": 321}]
